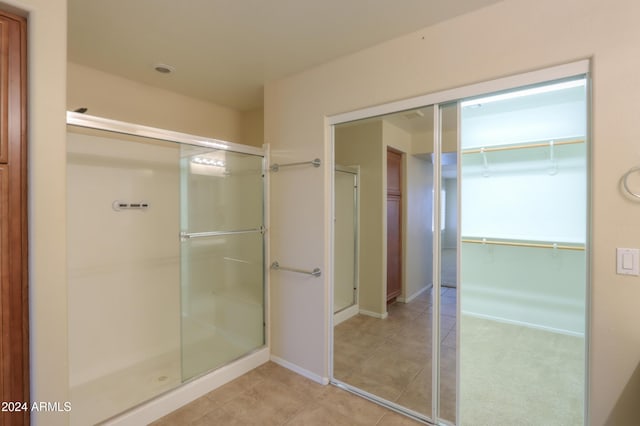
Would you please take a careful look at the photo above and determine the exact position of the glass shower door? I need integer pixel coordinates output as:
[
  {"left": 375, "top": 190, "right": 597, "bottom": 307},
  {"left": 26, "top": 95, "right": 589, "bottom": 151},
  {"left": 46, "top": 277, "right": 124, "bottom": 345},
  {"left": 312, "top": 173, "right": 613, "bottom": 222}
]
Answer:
[{"left": 180, "top": 146, "right": 265, "bottom": 380}]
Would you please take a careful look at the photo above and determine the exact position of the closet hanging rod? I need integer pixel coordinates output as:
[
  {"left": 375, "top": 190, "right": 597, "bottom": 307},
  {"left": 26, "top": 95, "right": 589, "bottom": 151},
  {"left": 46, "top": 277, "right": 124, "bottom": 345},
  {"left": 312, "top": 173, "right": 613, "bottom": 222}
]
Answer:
[
  {"left": 270, "top": 158, "right": 321, "bottom": 172},
  {"left": 462, "top": 138, "right": 584, "bottom": 155},
  {"left": 461, "top": 238, "right": 585, "bottom": 251},
  {"left": 270, "top": 261, "right": 321, "bottom": 277},
  {"left": 180, "top": 227, "right": 265, "bottom": 241}
]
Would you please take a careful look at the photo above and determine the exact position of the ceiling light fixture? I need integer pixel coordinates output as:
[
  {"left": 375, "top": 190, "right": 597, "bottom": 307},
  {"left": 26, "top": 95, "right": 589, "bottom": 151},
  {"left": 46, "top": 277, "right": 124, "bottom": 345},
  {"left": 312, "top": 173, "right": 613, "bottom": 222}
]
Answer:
[
  {"left": 191, "top": 157, "right": 225, "bottom": 168},
  {"left": 153, "top": 63, "right": 175, "bottom": 74},
  {"left": 461, "top": 79, "right": 586, "bottom": 108}
]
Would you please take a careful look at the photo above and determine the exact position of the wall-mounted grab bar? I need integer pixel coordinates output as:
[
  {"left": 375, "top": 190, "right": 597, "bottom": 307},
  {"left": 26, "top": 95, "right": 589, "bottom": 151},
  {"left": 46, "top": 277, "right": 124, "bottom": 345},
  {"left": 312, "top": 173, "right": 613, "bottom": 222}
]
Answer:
[
  {"left": 180, "top": 227, "right": 265, "bottom": 241},
  {"left": 269, "top": 158, "right": 321, "bottom": 172},
  {"left": 271, "top": 261, "right": 321, "bottom": 277}
]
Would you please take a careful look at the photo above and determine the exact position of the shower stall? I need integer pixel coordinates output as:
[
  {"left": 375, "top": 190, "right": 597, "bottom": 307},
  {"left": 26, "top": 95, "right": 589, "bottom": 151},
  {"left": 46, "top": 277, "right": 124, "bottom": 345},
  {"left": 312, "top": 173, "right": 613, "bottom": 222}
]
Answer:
[{"left": 66, "top": 114, "right": 266, "bottom": 425}]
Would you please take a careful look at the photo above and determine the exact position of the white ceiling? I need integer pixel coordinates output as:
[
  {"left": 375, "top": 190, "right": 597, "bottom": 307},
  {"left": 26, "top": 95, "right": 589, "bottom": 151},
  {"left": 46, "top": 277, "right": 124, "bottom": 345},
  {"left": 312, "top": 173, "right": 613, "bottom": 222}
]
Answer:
[{"left": 68, "top": 0, "right": 503, "bottom": 111}]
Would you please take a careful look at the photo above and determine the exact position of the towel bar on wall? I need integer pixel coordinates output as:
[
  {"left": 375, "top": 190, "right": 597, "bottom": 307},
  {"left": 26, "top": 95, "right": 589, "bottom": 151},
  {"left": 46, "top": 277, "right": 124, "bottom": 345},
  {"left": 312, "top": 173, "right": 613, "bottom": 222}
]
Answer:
[
  {"left": 622, "top": 166, "right": 640, "bottom": 200},
  {"left": 269, "top": 158, "right": 321, "bottom": 172},
  {"left": 270, "top": 261, "right": 321, "bottom": 277}
]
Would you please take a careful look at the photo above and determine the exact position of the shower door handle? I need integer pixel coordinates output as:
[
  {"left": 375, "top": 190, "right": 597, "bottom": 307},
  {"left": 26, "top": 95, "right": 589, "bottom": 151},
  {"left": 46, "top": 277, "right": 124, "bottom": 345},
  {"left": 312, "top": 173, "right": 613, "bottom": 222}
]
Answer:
[{"left": 180, "top": 226, "right": 265, "bottom": 241}]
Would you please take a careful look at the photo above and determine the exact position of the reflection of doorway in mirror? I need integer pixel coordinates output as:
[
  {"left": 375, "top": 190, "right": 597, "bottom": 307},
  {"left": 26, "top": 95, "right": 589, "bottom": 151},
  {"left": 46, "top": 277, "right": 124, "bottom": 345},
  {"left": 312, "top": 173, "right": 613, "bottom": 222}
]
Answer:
[
  {"left": 334, "top": 166, "right": 359, "bottom": 325},
  {"left": 332, "top": 106, "right": 438, "bottom": 422}
]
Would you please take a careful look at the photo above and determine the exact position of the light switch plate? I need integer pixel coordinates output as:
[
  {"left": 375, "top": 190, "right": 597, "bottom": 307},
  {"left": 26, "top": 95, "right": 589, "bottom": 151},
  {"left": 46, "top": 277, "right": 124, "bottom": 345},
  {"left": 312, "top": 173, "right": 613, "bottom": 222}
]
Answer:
[{"left": 617, "top": 248, "right": 640, "bottom": 276}]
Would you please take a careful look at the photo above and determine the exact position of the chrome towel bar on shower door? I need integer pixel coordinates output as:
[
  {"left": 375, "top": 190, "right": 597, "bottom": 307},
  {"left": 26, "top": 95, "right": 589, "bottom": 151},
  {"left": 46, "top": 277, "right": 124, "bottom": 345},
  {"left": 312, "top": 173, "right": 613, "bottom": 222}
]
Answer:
[
  {"left": 180, "top": 227, "right": 265, "bottom": 241},
  {"left": 270, "top": 261, "right": 322, "bottom": 277}
]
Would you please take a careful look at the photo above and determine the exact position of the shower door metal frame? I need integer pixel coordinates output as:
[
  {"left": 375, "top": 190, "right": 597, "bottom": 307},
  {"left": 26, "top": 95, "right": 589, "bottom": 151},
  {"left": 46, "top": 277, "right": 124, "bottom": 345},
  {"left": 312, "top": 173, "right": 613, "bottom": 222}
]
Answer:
[
  {"left": 65, "top": 110, "right": 270, "bottom": 370},
  {"left": 327, "top": 59, "right": 591, "bottom": 426},
  {"left": 66, "top": 112, "right": 264, "bottom": 157}
]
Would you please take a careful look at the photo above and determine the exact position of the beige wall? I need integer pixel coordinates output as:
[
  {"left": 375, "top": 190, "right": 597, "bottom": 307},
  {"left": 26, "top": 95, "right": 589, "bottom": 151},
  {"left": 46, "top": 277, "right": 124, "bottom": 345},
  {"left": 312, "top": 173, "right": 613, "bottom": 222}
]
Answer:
[
  {"left": 412, "top": 128, "right": 456, "bottom": 155},
  {"left": 404, "top": 154, "right": 433, "bottom": 298},
  {"left": 335, "top": 121, "right": 384, "bottom": 316},
  {"left": 265, "top": 0, "right": 640, "bottom": 423},
  {"left": 334, "top": 120, "right": 432, "bottom": 315},
  {"left": 68, "top": 62, "right": 249, "bottom": 144},
  {"left": 241, "top": 107, "right": 265, "bottom": 148},
  {"left": 18, "top": 0, "right": 70, "bottom": 425}
]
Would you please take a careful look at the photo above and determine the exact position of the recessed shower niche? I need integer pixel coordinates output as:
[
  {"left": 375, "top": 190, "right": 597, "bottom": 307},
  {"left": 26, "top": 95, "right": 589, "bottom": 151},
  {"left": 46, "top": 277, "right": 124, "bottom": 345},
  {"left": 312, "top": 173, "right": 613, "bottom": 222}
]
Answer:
[{"left": 330, "top": 62, "right": 589, "bottom": 425}]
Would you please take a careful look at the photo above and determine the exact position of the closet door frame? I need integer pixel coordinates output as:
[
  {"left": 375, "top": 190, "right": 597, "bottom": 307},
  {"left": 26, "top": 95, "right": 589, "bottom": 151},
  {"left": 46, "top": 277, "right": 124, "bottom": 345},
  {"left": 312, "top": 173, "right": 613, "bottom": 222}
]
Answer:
[{"left": 327, "top": 59, "right": 591, "bottom": 425}]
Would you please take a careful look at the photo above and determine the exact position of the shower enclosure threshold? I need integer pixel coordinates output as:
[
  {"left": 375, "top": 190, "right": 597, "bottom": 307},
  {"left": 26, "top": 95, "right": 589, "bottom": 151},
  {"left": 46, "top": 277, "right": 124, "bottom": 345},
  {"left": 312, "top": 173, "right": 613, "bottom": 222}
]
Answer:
[{"left": 98, "top": 347, "right": 269, "bottom": 426}]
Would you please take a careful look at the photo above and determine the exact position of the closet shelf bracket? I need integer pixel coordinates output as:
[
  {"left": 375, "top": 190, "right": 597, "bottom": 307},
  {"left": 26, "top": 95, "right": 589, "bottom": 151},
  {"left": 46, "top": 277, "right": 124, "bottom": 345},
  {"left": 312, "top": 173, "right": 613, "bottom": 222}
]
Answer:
[
  {"left": 548, "top": 140, "right": 558, "bottom": 175},
  {"left": 481, "top": 147, "right": 490, "bottom": 177}
]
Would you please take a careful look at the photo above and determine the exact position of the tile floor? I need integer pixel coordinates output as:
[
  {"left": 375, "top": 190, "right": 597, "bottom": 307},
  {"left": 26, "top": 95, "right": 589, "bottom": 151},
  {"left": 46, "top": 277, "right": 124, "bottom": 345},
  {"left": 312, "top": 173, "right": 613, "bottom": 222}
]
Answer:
[
  {"left": 151, "top": 361, "right": 423, "bottom": 425},
  {"left": 333, "top": 286, "right": 585, "bottom": 425},
  {"left": 333, "top": 286, "right": 457, "bottom": 423},
  {"left": 154, "top": 285, "right": 584, "bottom": 425}
]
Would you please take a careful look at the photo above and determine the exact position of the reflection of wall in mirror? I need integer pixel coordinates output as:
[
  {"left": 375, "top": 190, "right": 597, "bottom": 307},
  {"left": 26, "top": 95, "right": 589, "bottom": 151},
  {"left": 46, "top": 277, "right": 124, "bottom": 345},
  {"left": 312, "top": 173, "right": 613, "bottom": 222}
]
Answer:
[
  {"left": 335, "top": 121, "right": 385, "bottom": 316},
  {"left": 335, "top": 119, "right": 435, "bottom": 317}
]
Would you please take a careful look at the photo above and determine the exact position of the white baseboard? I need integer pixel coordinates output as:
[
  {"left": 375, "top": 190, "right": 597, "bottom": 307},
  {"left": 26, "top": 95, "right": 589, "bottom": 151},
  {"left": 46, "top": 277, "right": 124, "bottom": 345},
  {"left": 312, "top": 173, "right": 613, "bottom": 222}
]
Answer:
[
  {"left": 359, "top": 309, "right": 388, "bottom": 319},
  {"left": 461, "top": 310, "right": 585, "bottom": 338},
  {"left": 105, "top": 347, "right": 270, "bottom": 426},
  {"left": 334, "top": 304, "right": 359, "bottom": 325},
  {"left": 270, "top": 355, "right": 329, "bottom": 385},
  {"left": 397, "top": 284, "right": 431, "bottom": 303}
]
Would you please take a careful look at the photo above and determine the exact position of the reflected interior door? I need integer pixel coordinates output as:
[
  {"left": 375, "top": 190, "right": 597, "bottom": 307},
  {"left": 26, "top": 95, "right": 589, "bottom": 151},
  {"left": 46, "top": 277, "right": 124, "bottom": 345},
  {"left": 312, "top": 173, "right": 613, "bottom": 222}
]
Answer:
[
  {"left": 386, "top": 149, "right": 402, "bottom": 302},
  {"left": 180, "top": 148, "right": 265, "bottom": 381}
]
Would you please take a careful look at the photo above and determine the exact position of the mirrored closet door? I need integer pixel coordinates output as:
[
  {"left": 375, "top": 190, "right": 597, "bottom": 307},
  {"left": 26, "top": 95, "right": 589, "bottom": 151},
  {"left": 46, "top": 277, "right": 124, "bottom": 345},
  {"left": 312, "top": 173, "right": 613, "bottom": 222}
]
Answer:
[
  {"left": 331, "top": 69, "right": 589, "bottom": 426},
  {"left": 332, "top": 105, "right": 442, "bottom": 421},
  {"left": 458, "top": 78, "right": 588, "bottom": 425}
]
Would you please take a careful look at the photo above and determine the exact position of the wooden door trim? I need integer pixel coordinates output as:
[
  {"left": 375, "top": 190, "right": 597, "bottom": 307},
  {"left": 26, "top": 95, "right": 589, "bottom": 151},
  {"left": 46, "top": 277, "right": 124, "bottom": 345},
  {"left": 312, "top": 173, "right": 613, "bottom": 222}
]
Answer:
[{"left": 0, "top": 9, "right": 28, "bottom": 425}]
